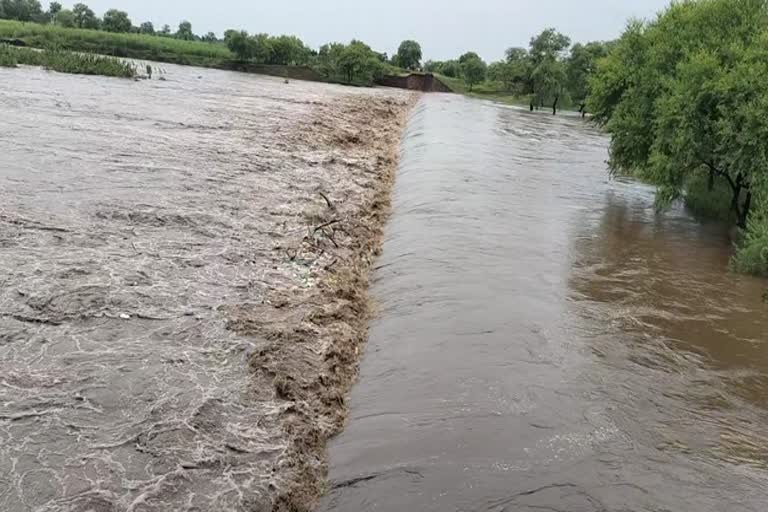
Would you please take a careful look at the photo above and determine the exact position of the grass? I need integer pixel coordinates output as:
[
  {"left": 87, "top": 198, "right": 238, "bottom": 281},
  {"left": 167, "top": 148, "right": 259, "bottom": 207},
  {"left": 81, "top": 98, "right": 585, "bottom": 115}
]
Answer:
[
  {"left": 732, "top": 214, "right": 768, "bottom": 277},
  {"left": 0, "top": 20, "right": 232, "bottom": 66},
  {"left": 0, "top": 44, "right": 136, "bottom": 77}
]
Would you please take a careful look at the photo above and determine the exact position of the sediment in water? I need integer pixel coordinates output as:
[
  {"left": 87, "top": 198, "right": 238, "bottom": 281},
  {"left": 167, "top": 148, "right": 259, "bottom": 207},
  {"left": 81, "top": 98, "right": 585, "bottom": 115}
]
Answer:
[{"left": 227, "top": 92, "right": 419, "bottom": 510}]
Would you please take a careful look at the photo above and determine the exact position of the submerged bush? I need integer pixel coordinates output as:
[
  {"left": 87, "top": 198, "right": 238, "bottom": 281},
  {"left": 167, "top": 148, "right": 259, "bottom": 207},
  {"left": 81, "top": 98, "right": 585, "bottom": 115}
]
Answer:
[
  {"left": 0, "top": 44, "right": 17, "bottom": 66},
  {"left": 1, "top": 44, "right": 136, "bottom": 77},
  {"left": 684, "top": 172, "right": 736, "bottom": 222},
  {"left": 732, "top": 205, "right": 768, "bottom": 277}
]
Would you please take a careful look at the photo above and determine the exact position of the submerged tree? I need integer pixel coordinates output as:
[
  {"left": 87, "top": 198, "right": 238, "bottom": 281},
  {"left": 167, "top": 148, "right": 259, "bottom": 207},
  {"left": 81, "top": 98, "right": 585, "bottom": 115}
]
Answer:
[
  {"left": 589, "top": 0, "right": 768, "bottom": 263},
  {"left": 566, "top": 41, "right": 610, "bottom": 116},
  {"left": 527, "top": 28, "right": 570, "bottom": 113}
]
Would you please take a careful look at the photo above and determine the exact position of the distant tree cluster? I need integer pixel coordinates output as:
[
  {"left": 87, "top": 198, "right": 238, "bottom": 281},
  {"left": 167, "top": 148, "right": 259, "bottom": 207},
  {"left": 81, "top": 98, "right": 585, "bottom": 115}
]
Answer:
[
  {"left": 0, "top": 1, "right": 220, "bottom": 42},
  {"left": 224, "top": 31, "right": 313, "bottom": 65},
  {"left": 426, "top": 29, "right": 610, "bottom": 113}
]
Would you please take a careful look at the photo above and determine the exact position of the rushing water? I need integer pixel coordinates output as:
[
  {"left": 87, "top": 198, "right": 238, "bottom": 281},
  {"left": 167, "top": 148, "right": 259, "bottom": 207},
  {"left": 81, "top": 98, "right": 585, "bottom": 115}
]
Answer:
[
  {"left": 0, "top": 63, "right": 403, "bottom": 511},
  {"left": 320, "top": 95, "right": 768, "bottom": 511}
]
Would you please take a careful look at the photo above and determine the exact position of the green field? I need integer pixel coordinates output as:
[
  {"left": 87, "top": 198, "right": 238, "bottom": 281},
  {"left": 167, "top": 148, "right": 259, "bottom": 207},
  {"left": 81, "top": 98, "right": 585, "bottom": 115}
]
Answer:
[{"left": 0, "top": 20, "right": 233, "bottom": 66}]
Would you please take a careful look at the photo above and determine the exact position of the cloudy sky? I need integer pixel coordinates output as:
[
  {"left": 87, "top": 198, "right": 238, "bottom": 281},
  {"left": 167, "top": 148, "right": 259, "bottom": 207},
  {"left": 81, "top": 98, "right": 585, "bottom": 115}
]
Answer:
[{"left": 83, "top": 0, "right": 672, "bottom": 61}]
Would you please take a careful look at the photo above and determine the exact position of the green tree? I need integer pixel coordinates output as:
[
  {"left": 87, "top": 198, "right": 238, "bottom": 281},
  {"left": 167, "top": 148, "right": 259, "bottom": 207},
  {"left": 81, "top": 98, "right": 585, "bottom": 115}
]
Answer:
[
  {"left": 175, "top": 20, "right": 194, "bottom": 40},
  {"left": 588, "top": 0, "right": 768, "bottom": 248},
  {"left": 526, "top": 28, "right": 571, "bottom": 113},
  {"left": 46, "top": 1, "right": 61, "bottom": 22},
  {"left": 160, "top": 24, "right": 171, "bottom": 35},
  {"left": 459, "top": 51, "right": 481, "bottom": 65},
  {"left": 202, "top": 31, "right": 217, "bottom": 43},
  {"left": 396, "top": 39, "right": 422, "bottom": 70},
  {"left": 72, "top": 3, "right": 98, "bottom": 29},
  {"left": 440, "top": 59, "right": 460, "bottom": 78},
  {"left": 225, "top": 30, "right": 252, "bottom": 60},
  {"left": 101, "top": 9, "right": 132, "bottom": 33},
  {"left": 54, "top": 7, "right": 74, "bottom": 27},
  {"left": 566, "top": 41, "right": 610, "bottom": 114},
  {"left": 1, "top": 0, "right": 43, "bottom": 21},
  {"left": 460, "top": 53, "right": 486, "bottom": 91},
  {"left": 529, "top": 28, "right": 571, "bottom": 65},
  {"left": 505, "top": 46, "right": 528, "bottom": 63},
  {"left": 270, "top": 34, "right": 309, "bottom": 65},
  {"left": 138, "top": 21, "right": 154, "bottom": 34},
  {"left": 338, "top": 40, "right": 383, "bottom": 84}
]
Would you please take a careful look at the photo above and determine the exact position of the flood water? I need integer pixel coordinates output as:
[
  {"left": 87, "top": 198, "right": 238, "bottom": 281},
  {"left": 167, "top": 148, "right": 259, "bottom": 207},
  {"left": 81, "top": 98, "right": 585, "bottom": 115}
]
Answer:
[
  {"left": 0, "top": 63, "right": 403, "bottom": 511},
  {"left": 321, "top": 95, "right": 768, "bottom": 511}
]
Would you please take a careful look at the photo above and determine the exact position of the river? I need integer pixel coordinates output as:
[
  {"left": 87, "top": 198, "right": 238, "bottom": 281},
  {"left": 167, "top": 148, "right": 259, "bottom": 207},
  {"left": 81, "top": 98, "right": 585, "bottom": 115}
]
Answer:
[
  {"left": 320, "top": 94, "right": 768, "bottom": 511},
  {"left": 0, "top": 63, "right": 411, "bottom": 511}
]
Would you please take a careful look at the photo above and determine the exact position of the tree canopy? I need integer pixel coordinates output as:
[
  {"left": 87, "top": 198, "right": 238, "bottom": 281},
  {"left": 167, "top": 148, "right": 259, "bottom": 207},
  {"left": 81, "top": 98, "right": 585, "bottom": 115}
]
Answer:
[
  {"left": 589, "top": 0, "right": 768, "bottom": 230},
  {"left": 395, "top": 40, "right": 422, "bottom": 70},
  {"left": 460, "top": 52, "right": 487, "bottom": 91},
  {"left": 101, "top": 8, "right": 131, "bottom": 33},
  {"left": 72, "top": 2, "right": 98, "bottom": 29}
]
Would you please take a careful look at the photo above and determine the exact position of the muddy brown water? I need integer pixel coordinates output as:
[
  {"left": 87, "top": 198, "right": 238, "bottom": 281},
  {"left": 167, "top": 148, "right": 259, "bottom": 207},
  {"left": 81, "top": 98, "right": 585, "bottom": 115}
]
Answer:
[
  {"left": 0, "top": 63, "right": 411, "bottom": 511},
  {"left": 320, "top": 95, "right": 768, "bottom": 511}
]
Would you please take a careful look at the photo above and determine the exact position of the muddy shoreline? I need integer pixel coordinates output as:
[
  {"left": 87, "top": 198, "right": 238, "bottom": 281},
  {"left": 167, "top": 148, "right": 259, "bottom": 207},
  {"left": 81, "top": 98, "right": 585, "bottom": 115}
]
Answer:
[
  {"left": 229, "top": 93, "right": 419, "bottom": 510},
  {"left": 0, "top": 64, "right": 416, "bottom": 512}
]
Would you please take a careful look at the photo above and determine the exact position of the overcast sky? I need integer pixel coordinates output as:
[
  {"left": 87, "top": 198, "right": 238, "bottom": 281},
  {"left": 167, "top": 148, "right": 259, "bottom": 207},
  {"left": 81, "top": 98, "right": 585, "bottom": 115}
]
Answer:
[{"left": 82, "top": 0, "right": 672, "bottom": 61}]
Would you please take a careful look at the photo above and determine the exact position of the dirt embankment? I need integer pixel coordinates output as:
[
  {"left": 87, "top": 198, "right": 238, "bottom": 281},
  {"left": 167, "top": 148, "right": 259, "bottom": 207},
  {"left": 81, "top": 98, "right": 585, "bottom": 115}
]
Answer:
[{"left": 226, "top": 92, "right": 418, "bottom": 510}]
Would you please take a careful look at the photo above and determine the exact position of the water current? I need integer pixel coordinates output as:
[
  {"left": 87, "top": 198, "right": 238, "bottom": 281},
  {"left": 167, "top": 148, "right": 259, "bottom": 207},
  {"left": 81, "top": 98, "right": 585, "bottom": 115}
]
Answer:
[
  {"left": 321, "top": 94, "right": 768, "bottom": 511},
  {"left": 0, "top": 63, "right": 404, "bottom": 511}
]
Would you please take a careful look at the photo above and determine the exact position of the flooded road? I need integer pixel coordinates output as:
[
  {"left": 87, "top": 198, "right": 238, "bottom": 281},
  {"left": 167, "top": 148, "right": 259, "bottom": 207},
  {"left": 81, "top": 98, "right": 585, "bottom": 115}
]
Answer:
[
  {"left": 321, "top": 95, "right": 768, "bottom": 511},
  {"left": 0, "top": 64, "right": 411, "bottom": 511}
]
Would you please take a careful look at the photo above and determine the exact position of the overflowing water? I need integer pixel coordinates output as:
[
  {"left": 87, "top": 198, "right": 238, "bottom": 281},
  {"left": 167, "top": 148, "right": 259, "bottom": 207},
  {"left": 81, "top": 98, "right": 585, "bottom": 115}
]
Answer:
[
  {"left": 321, "top": 95, "right": 768, "bottom": 511},
  {"left": 0, "top": 63, "right": 406, "bottom": 511}
]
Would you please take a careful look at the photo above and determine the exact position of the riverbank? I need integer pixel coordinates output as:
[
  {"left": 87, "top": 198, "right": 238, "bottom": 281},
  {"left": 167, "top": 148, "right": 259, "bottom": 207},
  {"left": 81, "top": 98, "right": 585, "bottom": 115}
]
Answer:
[{"left": 0, "top": 63, "right": 416, "bottom": 511}]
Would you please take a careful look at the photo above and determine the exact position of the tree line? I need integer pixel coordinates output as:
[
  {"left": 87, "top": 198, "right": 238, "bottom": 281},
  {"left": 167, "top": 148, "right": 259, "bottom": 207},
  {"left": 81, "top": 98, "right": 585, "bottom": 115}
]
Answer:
[
  {"left": 223, "top": 33, "right": 424, "bottom": 85},
  {"left": 0, "top": 1, "right": 216, "bottom": 41},
  {"left": 425, "top": 29, "right": 610, "bottom": 113}
]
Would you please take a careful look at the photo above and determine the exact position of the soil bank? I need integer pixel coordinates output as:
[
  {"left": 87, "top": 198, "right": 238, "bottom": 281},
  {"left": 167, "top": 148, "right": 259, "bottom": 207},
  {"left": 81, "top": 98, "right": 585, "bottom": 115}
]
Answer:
[{"left": 0, "top": 62, "right": 416, "bottom": 511}]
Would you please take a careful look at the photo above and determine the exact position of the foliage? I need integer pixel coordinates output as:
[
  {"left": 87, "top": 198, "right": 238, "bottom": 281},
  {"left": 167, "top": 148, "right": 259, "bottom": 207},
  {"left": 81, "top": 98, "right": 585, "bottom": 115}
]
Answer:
[
  {"left": 0, "top": 42, "right": 17, "bottom": 65},
  {"left": 0, "top": 0, "right": 44, "bottom": 22},
  {"left": 529, "top": 28, "right": 571, "bottom": 64},
  {"left": 588, "top": 0, "right": 768, "bottom": 274},
  {"left": 731, "top": 203, "right": 768, "bottom": 276},
  {"left": 175, "top": 20, "right": 193, "bottom": 41},
  {"left": 460, "top": 52, "right": 486, "bottom": 91},
  {"left": 566, "top": 41, "right": 609, "bottom": 105},
  {"left": 684, "top": 171, "right": 736, "bottom": 222},
  {"left": 395, "top": 39, "right": 421, "bottom": 70},
  {"left": 101, "top": 9, "right": 131, "bottom": 33},
  {"left": 225, "top": 30, "right": 310, "bottom": 64},
  {"left": 316, "top": 39, "right": 383, "bottom": 85},
  {"left": 54, "top": 7, "right": 73, "bottom": 27},
  {"left": 0, "top": 42, "right": 135, "bottom": 76},
  {"left": 72, "top": 2, "right": 98, "bottom": 29},
  {"left": 424, "top": 58, "right": 460, "bottom": 77},
  {"left": 138, "top": 21, "right": 153, "bottom": 34}
]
